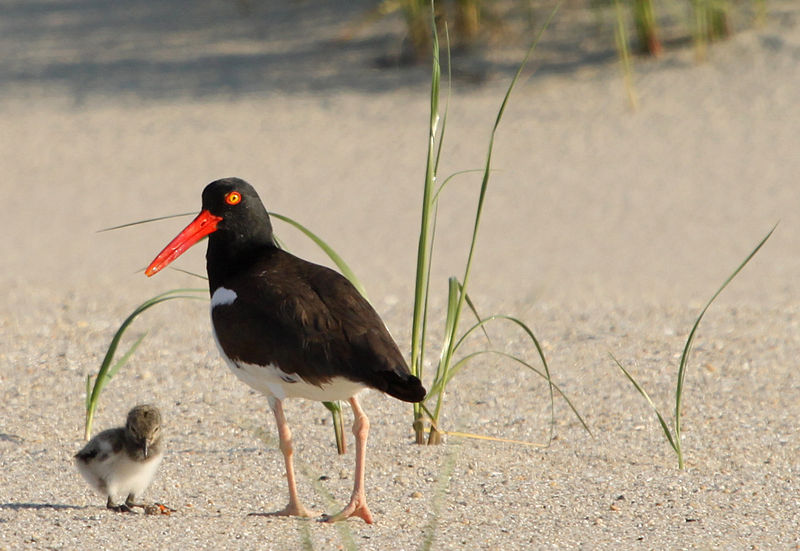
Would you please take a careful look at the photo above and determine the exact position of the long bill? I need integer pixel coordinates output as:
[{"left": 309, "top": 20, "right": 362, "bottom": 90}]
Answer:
[{"left": 145, "top": 210, "right": 222, "bottom": 276}]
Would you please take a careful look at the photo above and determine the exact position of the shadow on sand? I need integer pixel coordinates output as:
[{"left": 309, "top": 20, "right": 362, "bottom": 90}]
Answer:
[
  {"left": 1, "top": 0, "right": 623, "bottom": 103},
  {"left": 0, "top": 0, "right": 425, "bottom": 102},
  {"left": 0, "top": 503, "right": 85, "bottom": 511}
]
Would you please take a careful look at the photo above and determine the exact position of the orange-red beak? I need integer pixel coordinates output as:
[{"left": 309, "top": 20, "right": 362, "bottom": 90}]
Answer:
[{"left": 145, "top": 210, "right": 223, "bottom": 277}]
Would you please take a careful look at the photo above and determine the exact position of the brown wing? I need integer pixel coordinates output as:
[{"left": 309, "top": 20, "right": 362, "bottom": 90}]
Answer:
[{"left": 212, "top": 249, "right": 425, "bottom": 402}]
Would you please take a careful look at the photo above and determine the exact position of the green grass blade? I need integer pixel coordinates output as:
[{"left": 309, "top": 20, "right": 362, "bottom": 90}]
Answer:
[
  {"left": 427, "top": 348, "right": 590, "bottom": 437},
  {"left": 107, "top": 331, "right": 148, "bottom": 379},
  {"left": 673, "top": 224, "right": 776, "bottom": 459},
  {"left": 420, "top": 197, "right": 442, "bottom": 384},
  {"left": 411, "top": 0, "right": 441, "bottom": 383},
  {"left": 444, "top": 4, "right": 561, "bottom": 391},
  {"left": 437, "top": 277, "right": 461, "bottom": 373},
  {"left": 425, "top": 350, "right": 487, "bottom": 396},
  {"left": 85, "top": 332, "right": 149, "bottom": 427},
  {"left": 410, "top": 1, "right": 443, "bottom": 441},
  {"left": 453, "top": 314, "right": 552, "bottom": 415},
  {"left": 97, "top": 212, "right": 198, "bottom": 233},
  {"left": 485, "top": 349, "right": 590, "bottom": 436},
  {"left": 457, "top": 280, "right": 491, "bottom": 345},
  {"left": 429, "top": 277, "right": 461, "bottom": 427},
  {"left": 84, "top": 374, "right": 93, "bottom": 410},
  {"left": 167, "top": 266, "right": 208, "bottom": 280},
  {"left": 432, "top": 169, "right": 487, "bottom": 203},
  {"left": 613, "top": 0, "right": 639, "bottom": 110},
  {"left": 423, "top": 308, "right": 590, "bottom": 437},
  {"left": 269, "top": 212, "right": 368, "bottom": 300},
  {"left": 490, "top": 314, "right": 555, "bottom": 435},
  {"left": 610, "top": 352, "right": 679, "bottom": 454},
  {"left": 84, "top": 288, "right": 207, "bottom": 439},
  {"left": 411, "top": 2, "right": 559, "bottom": 444},
  {"left": 323, "top": 400, "right": 346, "bottom": 455},
  {"left": 432, "top": 20, "right": 451, "bottom": 177}
]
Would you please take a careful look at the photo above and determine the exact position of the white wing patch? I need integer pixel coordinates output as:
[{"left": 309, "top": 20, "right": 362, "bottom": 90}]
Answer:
[{"left": 211, "top": 287, "right": 238, "bottom": 308}]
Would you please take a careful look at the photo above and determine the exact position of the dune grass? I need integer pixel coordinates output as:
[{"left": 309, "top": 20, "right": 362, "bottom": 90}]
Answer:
[
  {"left": 408, "top": 0, "right": 590, "bottom": 445},
  {"left": 350, "top": 0, "right": 763, "bottom": 64},
  {"left": 83, "top": 288, "right": 206, "bottom": 440},
  {"left": 691, "top": 0, "right": 732, "bottom": 61},
  {"left": 611, "top": 224, "right": 776, "bottom": 469},
  {"left": 613, "top": 0, "right": 639, "bottom": 110},
  {"left": 631, "top": 0, "right": 662, "bottom": 55}
]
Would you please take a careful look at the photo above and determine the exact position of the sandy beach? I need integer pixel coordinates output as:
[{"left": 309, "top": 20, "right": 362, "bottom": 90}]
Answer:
[{"left": 1, "top": 0, "right": 799, "bottom": 548}]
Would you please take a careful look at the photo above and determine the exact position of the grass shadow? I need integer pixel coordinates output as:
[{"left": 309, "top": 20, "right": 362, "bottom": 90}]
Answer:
[{"left": 0, "top": 503, "right": 85, "bottom": 511}]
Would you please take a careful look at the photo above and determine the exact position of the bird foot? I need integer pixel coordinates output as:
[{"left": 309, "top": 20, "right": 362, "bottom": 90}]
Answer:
[
  {"left": 248, "top": 503, "right": 319, "bottom": 519},
  {"left": 107, "top": 503, "right": 135, "bottom": 513},
  {"left": 144, "top": 503, "right": 176, "bottom": 515},
  {"left": 320, "top": 496, "right": 374, "bottom": 524}
]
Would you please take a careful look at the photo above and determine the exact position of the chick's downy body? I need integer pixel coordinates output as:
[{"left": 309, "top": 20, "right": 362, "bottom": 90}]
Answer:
[{"left": 75, "top": 405, "right": 163, "bottom": 512}]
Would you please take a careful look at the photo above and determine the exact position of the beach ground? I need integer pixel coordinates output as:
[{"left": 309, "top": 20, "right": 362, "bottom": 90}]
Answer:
[{"left": 1, "top": 1, "right": 799, "bottom": 548}]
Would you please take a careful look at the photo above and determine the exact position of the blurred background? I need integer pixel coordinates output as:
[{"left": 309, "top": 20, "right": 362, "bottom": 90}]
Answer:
[{"left": 3, "top": 0, "right": 799, "bottom": 311}]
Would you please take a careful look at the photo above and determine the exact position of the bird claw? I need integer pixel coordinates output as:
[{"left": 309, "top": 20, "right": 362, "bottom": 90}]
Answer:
[
  {"left": 107, "top": 503, "right": 135, "bottom": 514},
  {"left": 144, "top": 503, "right": 176, "bottom": 515},
  {"left": 320, "top": 499, "right": 374, "bottom": 524}
]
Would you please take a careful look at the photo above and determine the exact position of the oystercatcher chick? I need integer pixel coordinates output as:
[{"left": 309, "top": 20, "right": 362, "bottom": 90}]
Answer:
[
  {"left": 144, "top": 178, "right": 425, "bottom": 523},
  {"left": 75, "top": 404, "right": 164, "bottom": 512}
]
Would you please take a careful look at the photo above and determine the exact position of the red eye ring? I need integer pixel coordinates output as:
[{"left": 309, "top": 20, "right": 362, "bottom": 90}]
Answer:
[{"left": 225, "top": 191, "right": 242, "bottom": 205}]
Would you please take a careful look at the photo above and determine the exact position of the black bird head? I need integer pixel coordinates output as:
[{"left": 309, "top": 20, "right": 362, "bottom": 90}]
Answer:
[{"left": 145, "top": 178, "right": 276, "bottom": 278}]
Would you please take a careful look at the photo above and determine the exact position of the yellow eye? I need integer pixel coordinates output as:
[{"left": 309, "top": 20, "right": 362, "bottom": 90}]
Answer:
[{"left": 225, "top": 191, "right": 242, "bottom": 205}]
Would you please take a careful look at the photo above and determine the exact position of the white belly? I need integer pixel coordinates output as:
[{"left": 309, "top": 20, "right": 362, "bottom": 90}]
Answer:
[{"left": 228, "top": 359, "right": 366, "bottom": 401}]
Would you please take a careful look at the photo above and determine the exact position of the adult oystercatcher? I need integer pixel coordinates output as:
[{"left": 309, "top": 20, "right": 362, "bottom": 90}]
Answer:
[
  {"left": 145, "top": 178, "right": 425, "bottom": 523},
  {"left": 75, "top": 404, "right": 164, "bottom": 513}
]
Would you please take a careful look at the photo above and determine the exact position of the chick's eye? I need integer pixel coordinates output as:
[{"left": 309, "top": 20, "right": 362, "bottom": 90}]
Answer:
[{"left": 225, "top": 191, "right": 242, "bottom": 205}]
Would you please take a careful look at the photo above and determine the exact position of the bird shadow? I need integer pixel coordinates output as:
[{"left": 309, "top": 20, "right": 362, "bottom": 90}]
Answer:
[
  {"left": 0, "top": 433, "right": 23, "bottom": 444},
  {"left": 0, "top": 503, "right": 85, "bottom": 511}
]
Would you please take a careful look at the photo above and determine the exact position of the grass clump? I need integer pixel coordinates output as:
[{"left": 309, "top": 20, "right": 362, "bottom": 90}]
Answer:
[
  {"left": 692, "top": 0, "right": 732, "bottom": 61},
  {"left": 612, "top": 224, "right": 775, "bottom": 469},
  {"left": 631, "top": 0, "right": 662, "bottom": 55},
  {"left": 409, "top": 1, "right": 589, "bottom": 445}
]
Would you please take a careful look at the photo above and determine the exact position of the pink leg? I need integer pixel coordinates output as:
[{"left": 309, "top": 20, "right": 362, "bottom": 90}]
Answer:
[
  {"left": 322, "top": 396, "right": 374, "bottom": 524},
  {"left": 266, "top": 397, "right": 317, "bottom": 518}
]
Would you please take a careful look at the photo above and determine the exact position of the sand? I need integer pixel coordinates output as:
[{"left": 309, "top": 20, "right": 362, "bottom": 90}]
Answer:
[{"left": 1, "top": 0, "right": 799, "bottom": 548}]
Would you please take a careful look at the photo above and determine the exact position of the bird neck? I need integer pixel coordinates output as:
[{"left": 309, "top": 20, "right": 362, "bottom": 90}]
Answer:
[{"left": 206, "top": 233, "right": 278, "bottom": 289}]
